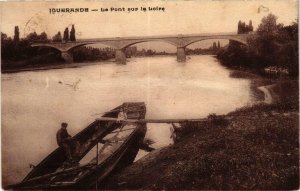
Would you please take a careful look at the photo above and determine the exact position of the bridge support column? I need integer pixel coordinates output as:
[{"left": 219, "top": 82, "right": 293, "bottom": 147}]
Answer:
[
  {"left": 177, "top": 47, "right": 186, "bottom": 62},
  {"left": 61, "top": 51, "right": 73, "bottom": 63},
  {"left": 115, "top": 49, "right": 126, "bottom": 65}
]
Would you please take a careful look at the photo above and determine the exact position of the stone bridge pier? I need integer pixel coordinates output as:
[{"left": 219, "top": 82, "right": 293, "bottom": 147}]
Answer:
[
  {"left": 115, "top": 49, "right": 126, "bottom": 65},
  {"left": 114, "top": 47, "right": 186, "bottom": 64},
  {"left": 177, "top": 47, "right": 186, "bottom": 62},
  {"left": 114, "top": 46, "right": 187, "bottom": 65},
  {"left": 61, "top": 51, "right": 73, "bottom": 63},
  {"left": 61, "top": 49, "right": 126, "bottom": 64},
  {"left": 59, "top": 47, "right": 127, "bottom": 64}
]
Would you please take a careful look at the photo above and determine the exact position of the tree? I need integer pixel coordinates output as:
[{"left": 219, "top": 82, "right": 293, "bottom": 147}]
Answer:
[
  {"left": 14, "top": 26, "right": 20, "bottom": 42},
  {"left": 1, "top": 32, "right": 14, "bottom": 60},
  {"left": 1, "top": 32, "right": 8, "bottom": 41},
  {"left": 52, "top": 31, "right": 62, "bottom": 42},
  {"left": 219, "top": 13, "right": 298, "bottom": 77},
  {"left": 248, "top": 13, "right": 280, "bottom": 65},
  {"left": 212, "top": 42, "right": 217, "bottom": 50},
  {"left": 218, "top": 41, "right": 220, "bottom": 49},
  {"left": 26, "top": 32, "right": 39, "bottom": 41},
  {"left": 63, "top": 27, "right": 69, "bottom": 42},
  {"left": 238, "top": 20, "right": 253, "bottom": 34},
  {"left": 257, "top": 13, "right": 278, "bottom": 36},
  {"left": 241, "top": 22, "right": 246, "bottom": 33},
  {"left": 238, "top": 20, "right": 242, "bottom": 34},
  {"left": 249, "top": 20, "right": 253, "bottom": 32},
  {"left": 25, "top": 31, "right": 48, "bottom": 42},
  {"left": 39, "top": 32, "right": 48, "bottom": 42},
  {"left": 276, "top": 21, "right": 298, "bottom": 76},
  {"left": 146, "top": 49, "right": 155, "bottom": 56},
  {"left": 70, "top": 25, "right": 76, "bottom": 41},
  {"left": 277, "top": 21, "right": 298, "bottom": 42}
]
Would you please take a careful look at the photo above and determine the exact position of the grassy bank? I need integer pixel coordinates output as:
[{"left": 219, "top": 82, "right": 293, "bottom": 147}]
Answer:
[{"left": 102, "top": 81, "right": 299, "bottom": 190}]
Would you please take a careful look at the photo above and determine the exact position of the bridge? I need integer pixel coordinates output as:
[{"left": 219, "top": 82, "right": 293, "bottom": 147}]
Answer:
[{"left": 31, "top": 33, "right": 252, "bottom": 64}]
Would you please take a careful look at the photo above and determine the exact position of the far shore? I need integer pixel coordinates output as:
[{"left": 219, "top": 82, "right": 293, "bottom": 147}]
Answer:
[
  {"left": 1, "top": 54, "right": 216, "bottom": 74},
  {"left": 1, "top": 59, "right": 115, "bottom": 74}
]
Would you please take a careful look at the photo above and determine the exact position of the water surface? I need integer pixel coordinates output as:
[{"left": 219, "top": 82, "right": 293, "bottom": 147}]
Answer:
[{"left": 2, "top": 55, "right": 253, "bottom": 185}]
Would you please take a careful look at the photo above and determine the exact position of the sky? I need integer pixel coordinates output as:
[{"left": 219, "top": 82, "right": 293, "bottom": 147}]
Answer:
[{"left": 0, "top": 0, "right": 298, "bottom": 51}]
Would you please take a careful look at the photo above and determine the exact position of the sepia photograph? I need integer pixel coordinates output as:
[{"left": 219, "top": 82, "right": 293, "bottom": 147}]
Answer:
[{"left": 0, "top": 0, "right": 299, "bottom": 190}]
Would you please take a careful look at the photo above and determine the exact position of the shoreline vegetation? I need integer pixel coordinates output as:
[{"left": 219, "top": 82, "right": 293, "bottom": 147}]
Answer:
[
  {"left": 0, "top": 54, "right": 214, "bottom": 74},
  {"left": 1, "top": 59, "right": 115, "bottom": 74},
  {"left": 1, "top": 54, "right": 212, "bottom": 74}
]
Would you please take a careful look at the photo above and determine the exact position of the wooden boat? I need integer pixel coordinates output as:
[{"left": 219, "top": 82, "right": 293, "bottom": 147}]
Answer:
[{"left": 8, "top": 102, "right": 147, "bottom": 190}]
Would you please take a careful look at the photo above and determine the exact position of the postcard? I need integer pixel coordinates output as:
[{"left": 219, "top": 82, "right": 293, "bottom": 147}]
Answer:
[{"left": 1, "top": 0, "right": 298, "bottom": 190}]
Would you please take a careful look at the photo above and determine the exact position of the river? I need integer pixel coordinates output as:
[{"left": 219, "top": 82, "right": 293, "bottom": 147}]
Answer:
[{"left": 2, "top": 55, "right": 255, "bottom": 185}]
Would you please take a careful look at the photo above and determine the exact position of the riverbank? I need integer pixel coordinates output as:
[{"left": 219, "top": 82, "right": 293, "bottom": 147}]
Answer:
[
  {"left": 102, "top": 78, "right": 299, "bottom": 189},
  {"left": 1, "top": 59, "right": 115, "bottom": 74},
  {"left": 1, "top": 54, "right": 214, "bottom": 74},
  {"left": 1, "top": 55, "right": 173, "bottom": 74},
  {"left": 228, "top": 69, "right": 299, "bottom": 103}
]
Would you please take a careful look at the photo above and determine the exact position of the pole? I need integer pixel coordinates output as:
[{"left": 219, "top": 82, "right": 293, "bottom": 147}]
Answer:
[{"left": 95, "top": 143, "right": 99, "bottom": 190}]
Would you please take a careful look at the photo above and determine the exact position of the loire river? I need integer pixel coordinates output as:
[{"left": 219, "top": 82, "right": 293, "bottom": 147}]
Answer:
[{"left": 2, "top": 55, "right": 254, "bottom": 185}]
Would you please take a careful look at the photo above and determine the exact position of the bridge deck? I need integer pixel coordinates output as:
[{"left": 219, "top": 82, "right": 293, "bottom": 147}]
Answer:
[
  {"left": 76, "top": 32, "right": 244, "bottom": 42},
  {"left": 32, "top": 32, "right": 252, "bottom": 44}
]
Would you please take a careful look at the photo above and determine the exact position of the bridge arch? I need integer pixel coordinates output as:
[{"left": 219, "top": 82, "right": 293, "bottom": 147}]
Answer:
[
  {"left": 66, "top": 43, "right": 94, "bottom": 51},
  {"left": 30, "top": 44, "right": 74, "bottom": 62},
  {"left": 116, "top": 40, "right": 179, "bottom": 64},
  {"left": 66, "top": 42, "right": 119, "bottom": 52},
  {"left": 120, "top": 39, "right": 178, "bottom": 50},
  {"left": 183, "top": 36, "right": 247, "bottom": 47},
  {"left": 32, "top": 42, "right": 119, "bottom": 52},
  {"left": 32, "top": 42, "right": 119, "bottom": 63},
  {"left": 31, "top": 44, "right": 65, "bottom": 52}
]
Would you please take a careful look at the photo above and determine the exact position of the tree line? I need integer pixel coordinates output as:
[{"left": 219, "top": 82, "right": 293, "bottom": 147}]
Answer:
[
  {"left": 186, "top": 41, "right": 222, "bottom": 55},
  {"left": 238, "top": 20, "right": 253, "bottom": 34},
  {"left": 1, "top": 26, "right": 53, "bottom": 65},
  {"left": 217, "top": 14, "right": 298, "bottom": 77},
  {"left": 1, "top": 24, "right": 79, "bottom": 63},
  {"left": 1, "top": 25, "right": 116, "bottom": 70},
  {"left": 52, "top": 25, "right": 76, "bottom": 42}
]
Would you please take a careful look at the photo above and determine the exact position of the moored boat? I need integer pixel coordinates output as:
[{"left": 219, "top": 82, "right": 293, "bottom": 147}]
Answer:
[{"left": 8, "top": 102, "right": 147, "bottom": 190}]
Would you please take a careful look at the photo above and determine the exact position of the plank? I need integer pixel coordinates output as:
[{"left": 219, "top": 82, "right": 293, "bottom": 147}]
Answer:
[{"left": 96, "top": 117, "right": 207, "bottom": 124}]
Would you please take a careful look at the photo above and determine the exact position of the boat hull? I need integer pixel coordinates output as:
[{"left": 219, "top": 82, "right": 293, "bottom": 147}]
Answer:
[{"left": 8, "top": 102, "right": 147, "bottom": 190}]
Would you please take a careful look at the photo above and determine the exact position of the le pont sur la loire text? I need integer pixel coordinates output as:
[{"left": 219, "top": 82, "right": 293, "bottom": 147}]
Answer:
[{"left": 102, "top": 6, "right": 165, "bottom": 12}]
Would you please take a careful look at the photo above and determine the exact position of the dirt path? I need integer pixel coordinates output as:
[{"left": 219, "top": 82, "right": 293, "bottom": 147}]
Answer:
[{"left": 258, "top": 85, "right": 273, "bottom": 104}]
